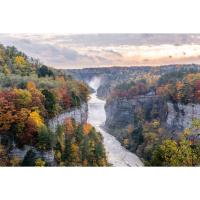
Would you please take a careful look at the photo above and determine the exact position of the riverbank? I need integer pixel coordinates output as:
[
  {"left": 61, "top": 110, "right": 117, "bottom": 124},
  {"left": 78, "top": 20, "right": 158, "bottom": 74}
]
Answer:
[{"left": 88, "top": 92, "right": 143, "bottom": 167}]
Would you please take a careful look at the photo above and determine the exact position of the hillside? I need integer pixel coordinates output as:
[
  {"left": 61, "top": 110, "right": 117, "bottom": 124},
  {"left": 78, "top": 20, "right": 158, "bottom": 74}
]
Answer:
[
  {"left": 0, "top": 44, "right": 107, "bottom": 166},
  {"left": 104, "top": 69, "right": 200, "bottom": 166}
]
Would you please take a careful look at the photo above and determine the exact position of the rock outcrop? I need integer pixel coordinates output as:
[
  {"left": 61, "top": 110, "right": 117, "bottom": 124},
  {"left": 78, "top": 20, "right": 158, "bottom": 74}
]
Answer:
[
  {"left": 48, "top": 103, "right": 88, "bottom": 133},
  {"left": 9, "top": 146, "right": 55, "bottom": 165},
  {"left": 105, "top": 95, "right": 168, "bottom": 129},
  {"left": 166, "top": 102, "right": 200, "bottom": 130},
  {"left": 105, "top": 95, "right": 200, "bottom": 133},
  {"left": 9, "top": 103, "right": 88, "bottom": 165}
]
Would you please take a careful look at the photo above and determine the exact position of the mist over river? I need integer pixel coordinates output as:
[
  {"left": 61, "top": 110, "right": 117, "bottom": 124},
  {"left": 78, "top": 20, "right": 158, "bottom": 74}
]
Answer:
[{"left": 87, "top": 78, "right": 143, "bottom": 166}]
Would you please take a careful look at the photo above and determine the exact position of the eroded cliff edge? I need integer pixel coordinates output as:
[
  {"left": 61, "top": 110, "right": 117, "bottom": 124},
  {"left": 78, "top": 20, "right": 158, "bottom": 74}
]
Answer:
[{"left": 105, "top": 94, "right": 200, "bottom": 156}]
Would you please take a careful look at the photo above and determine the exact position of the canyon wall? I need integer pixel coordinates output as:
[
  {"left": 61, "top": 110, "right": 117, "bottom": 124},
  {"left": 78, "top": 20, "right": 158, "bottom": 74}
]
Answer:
[
  {"left": 105, "top": 95, "right": 200, "bottom": 133},
  {"left": 166, "top": 102, "right": 200, "bottom": 130},
  {"left": 48, "top": 103, "right": 88, "bottom": 133},
  {"left": 105, "top": 95, "right": 168, "bottom": 129},
  {"left": 9, "top": 103, "right": 88, "bottom": 165}
]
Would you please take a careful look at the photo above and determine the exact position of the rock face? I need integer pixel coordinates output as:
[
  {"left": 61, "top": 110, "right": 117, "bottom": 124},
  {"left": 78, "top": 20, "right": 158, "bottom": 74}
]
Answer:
[
  {"left": 105, "top": 95, "right": 168, "bottom": 129},
  {"left": 105, "top": 95, "right": 200, "bottom": 133},
  {"left": 9, "top": 146, "right": 55, "bottom": 165},
  {"left": 166, "top": 102, "right": 200, "bottom": 130},
  {"left": 9, "top": 103, "right": 88, "bottom": 165},
  {"left": 48, "top": 103, "right": 88, "bottom": 133}
]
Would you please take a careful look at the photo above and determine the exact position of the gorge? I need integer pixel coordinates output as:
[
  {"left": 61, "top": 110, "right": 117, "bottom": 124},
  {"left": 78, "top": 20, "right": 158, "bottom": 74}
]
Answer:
[{"left": 88, "top": 90, "right": 143, "bottom": 166}]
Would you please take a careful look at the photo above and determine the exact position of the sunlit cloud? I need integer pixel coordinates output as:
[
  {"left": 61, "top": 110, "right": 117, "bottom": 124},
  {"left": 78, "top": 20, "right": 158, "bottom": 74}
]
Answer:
[{"left": 0, "top": 34, "right": 200, "bottom": 68}]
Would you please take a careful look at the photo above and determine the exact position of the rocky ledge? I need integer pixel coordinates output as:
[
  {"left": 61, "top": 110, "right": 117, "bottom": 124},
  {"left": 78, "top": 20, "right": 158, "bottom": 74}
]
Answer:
[
  {"left": 8, "top": 103, "right": 88, "bottom": 165},
  {"left": 105, "top": 95, "right": 168, "bottom": 129},
  {"left": 166, "top": 102, "right": 200, "bottom": 130}
]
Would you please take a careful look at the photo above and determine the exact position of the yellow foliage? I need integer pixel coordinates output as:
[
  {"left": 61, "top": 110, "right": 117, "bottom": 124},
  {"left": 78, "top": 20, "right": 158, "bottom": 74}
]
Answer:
[
  {"left": 151, "top": 120, "right": 160, "bottom": 129},
  {"left": 191, "top": 118, "right": 200, "bottom": 129},
  {"left": 55, "top": 151, "right": 62, "bottom": 162},
  {"left": 27, "top": 81, "right": 36, "bottom": 91},
  {"left": 71, "top": 143, "right": 79, "bottom": 152},
  {"left": 2, "top": 65, "right": 11, "bottom": 75},
  {"left": 14, "top": 88, "right": 32, "bottom": 106},
  {"left": 15, "top": 56, "right": 27, "bottom": 67},
  {"left": 29, "top": 111, "right": 44, "bottom": 128},
  {"left": 10, "top": 157, "right": 21, "bottom": 166},
  {"left": 123, "top": 138, "right": 129, "bottom": 146},
  {"left": 82, "top": 123, "right": 92, "bottom": 135},
  {"left": 98, "top": 158, "right": 107, "bottom": 166},
  {"left": 35, "top": 158, "right": 45, "bottom": 167}
]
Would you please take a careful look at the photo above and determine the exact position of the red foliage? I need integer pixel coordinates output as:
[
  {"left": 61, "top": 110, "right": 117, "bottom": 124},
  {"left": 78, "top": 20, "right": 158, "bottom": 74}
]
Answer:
[
  {"left": 59, "top": 87, "right": 71, "bottom": 109},
  {"left": 194, "top": 80, "right": 200, "bottom": 102},
  {"left": 0, "top": 91, "right": 17, "bottom": 133}
]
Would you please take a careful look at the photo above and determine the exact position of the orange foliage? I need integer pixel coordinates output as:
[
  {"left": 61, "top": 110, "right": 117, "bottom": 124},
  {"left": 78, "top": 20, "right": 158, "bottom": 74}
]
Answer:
[
  {"left": 82, "top": 159, "right": 88, "bottom": 166},
  {"left": 0, "top": 91, "right": 17, "bottom": 133},
  {"left": 54, "top": 87, "right": 71, "bottom": 109},
  {"left": 26, "top": 81, "right": 36, "bottom": 91},
  {"left": 82, "top": 123, "right": 92, "bottom": 135},
  {"left": 65, "top": 118, "right": 74, "bottom": 135}
]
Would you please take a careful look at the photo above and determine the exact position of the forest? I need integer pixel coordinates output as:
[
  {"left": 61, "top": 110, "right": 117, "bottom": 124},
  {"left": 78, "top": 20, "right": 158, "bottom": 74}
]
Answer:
[
  {"left": 0, "top": 44, "right": 107, "bottom": 166},
  {"left": 105, "top": 68, "right": 200, "bottom": 166}
]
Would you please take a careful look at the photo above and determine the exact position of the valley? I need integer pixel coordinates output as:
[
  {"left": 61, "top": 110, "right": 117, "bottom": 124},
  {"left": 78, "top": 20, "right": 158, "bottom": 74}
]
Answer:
[{"left": 1, "top": 43, "right": 200, "bottom": 166}]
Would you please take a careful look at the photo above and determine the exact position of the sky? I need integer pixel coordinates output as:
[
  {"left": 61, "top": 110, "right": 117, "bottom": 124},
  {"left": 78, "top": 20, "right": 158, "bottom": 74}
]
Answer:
[{"left": 1, "top": 34, "right": 200, "bottom": 69}]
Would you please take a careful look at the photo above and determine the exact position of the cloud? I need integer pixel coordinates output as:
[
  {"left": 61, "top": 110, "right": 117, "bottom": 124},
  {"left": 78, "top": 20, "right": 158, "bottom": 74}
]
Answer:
[{"left": 1, "top": 34, "right": 200, "bottom": 68}]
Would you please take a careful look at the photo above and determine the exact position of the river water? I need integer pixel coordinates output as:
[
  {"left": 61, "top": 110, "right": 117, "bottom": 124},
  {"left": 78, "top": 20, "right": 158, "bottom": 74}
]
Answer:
[{"left": 88, "top": 92, "right": 143, "bottom": 167}]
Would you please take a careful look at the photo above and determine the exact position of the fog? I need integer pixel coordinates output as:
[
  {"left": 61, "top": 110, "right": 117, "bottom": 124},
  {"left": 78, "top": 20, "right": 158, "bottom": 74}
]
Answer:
[{"left": 88, "top": 76, "right": 101, "bottom": 90}]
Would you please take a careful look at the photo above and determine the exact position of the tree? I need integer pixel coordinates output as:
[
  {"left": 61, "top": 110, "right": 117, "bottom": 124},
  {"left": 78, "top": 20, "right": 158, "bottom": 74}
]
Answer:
[
  {"left": 37, "top": 65, "right": 53, "bottom": 77},
  {"left": 28, "top": 111, "right": 44, "bottom": 128},
  {"left": 2, "top": 64, "right": 11, "bottom": 75},
  {"left": 194, "top": 80, "right": 200, "bottom": 103},
  {"left": 78, "top": 82, "right": 90, "bottom": 102},
  {"left": 0, "top": 145, "right": 9, "bottom": 166},
  {"left": 14, "top": 89, "right": 32, "bottom": 108},
  {"left": 10, "top": 156, "right": 21, "bottom": 166},
  {"left": 26, "top": 81, "right": 36, "bottom": 91},
  {"left": 59, "top": 87, "right": 71, "bottom": 109},
  {"left": 64, "top": 118, "right": 74, "bottom": 135},
  {"left": 37, "top": 125, "right": 54, "bottom": 151},
  {"left": 0, "top": 91, "right": 17, "bottom": 133},
  {"left": 26, "top": 84, "right": 45, "bottom": 114},
  {"left": 82, "top": 123, "right": 92, "bottom": 135},
  {"left": 151, "top": 135, "right": 198, "bottom": 166},
  {"left": 22, "top": 149, "right": 37, "bottom": 166},
  {"left": 42, "top": 89, "right": 57, "bottom": 117},
  {"left": 14, "top": 56, "right": 27, "bottom": 67},
  {"left": 17, "top": 117, "right": 37, "bottom": 146},
  {"left": 67, "top": 143, "right": 80, "bottom": 166},
  {"left": 35, "top": 158, "right": 46, "bottom": 167}
]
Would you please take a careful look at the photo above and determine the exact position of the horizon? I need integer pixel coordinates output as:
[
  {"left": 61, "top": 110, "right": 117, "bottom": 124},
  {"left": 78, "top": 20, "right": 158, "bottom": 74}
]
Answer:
[
  {"left": 1, "top": 34, "right": 200, "bottom": 69},
  {"left": 65, "top": 63, "right": 200, "bottom": 70}
]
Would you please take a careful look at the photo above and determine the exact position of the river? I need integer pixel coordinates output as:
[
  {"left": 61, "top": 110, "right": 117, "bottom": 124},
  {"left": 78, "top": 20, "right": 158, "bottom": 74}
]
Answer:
[{"left": 88, "top": 92, "right": 143, "bottom": 167}]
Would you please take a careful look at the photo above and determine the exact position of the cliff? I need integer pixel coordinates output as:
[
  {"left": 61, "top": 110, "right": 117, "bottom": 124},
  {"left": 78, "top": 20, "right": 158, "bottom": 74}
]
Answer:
[
  {"left": 105, "top": 94, "right": 200, "bottom": 143},
  {"left": 8, "top": 103, "right": 88, "bottom": 165},
  {"left": 105, "top": 95, "right": 168, "bottom": 129},
  {"left": 48, "top": 103, "right": 88, "bottom": 132},
  {"left": 166, "top": 102, "right": 200, "bottom": 130}
]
